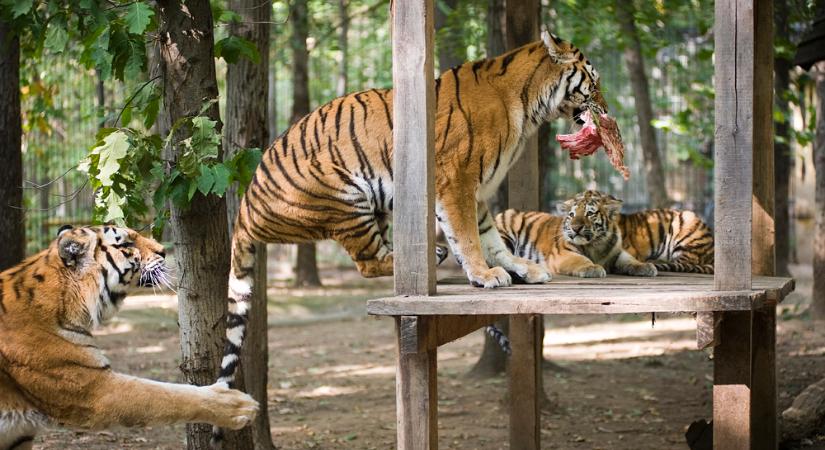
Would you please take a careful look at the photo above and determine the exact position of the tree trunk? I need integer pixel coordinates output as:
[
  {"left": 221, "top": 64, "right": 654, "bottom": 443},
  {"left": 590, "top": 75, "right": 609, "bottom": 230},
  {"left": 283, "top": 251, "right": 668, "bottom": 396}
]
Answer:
[
  {"left": 485, "top": 0, "right": 508, "bottom": 216},
  {"left": 337, "top": 0, "right": 349, "bottom": 97},
  {"left": 614, "top": 0, "right": 669, "bottom": 208},
  {"left": 468, "top": 320, "right": 509, "bottom": 377},
  {"left": 0, "top": 19, "right": 23, "bottom": 271},
  {"left": 156, "top": 2, "right": 241, "bottom": 449},
  {"left": 813, "top": 61, "right": 825, "bottom": 320},
  {"left": 224, "top": 0, "right": 275, "bottom": 448},
  {"left": 435, "top": 0, "right": 463, "bottom": 72},
  {"left": 290, "top": 0, "right": 322, "bottom": 287},
  {"left": 773, "top": 0, "right": 793, "bottom": 277}
]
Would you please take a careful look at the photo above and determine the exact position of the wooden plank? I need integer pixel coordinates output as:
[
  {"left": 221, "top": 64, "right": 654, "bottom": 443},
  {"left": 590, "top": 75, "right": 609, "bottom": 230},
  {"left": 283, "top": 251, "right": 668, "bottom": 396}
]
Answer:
[
  {"left": 714, "top": 311, "right": 753, "bottom": 450},
  {"left": 435, "top": 315, "right": 499, "bottom": 348},
  {"left": 508, "top": 315, "right": 541, "bottom": 450},
  {"left": 392, "top": 0, "right": 436, "bottom": 296},
  {"left": 696, "top": 312, "right": 720, "bottom": 349},
  {"left": 750, "top": 1, "right": 778, "bottom": 447},
  {"left": 395, "top": 316, "right": 438, "bottom": 450}
]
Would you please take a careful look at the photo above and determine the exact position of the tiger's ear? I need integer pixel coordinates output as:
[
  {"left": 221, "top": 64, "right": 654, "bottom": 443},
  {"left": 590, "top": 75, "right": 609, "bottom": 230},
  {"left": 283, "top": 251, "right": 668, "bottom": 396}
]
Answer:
[
  {"left": 58, "top": 233, "right": 90, "bottom": 268},
  {"left": 557, "top": 199, "right": 575, "bottom": 214},
  {"left": 57, "top": 224, "right": 73, "bottom": 237},
  {"left": 603, "top": 195, "right": 623, "bottom": 214},
  {"left": 541, "top": 30, "right": 572, "bottom": 63}
]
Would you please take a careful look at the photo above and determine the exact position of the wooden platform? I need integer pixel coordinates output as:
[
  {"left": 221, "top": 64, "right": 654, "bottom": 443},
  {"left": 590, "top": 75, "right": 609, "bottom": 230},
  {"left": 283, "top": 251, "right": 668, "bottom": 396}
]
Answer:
[{"left": 367, "top": 273, "right": 795, "bottom": 316}]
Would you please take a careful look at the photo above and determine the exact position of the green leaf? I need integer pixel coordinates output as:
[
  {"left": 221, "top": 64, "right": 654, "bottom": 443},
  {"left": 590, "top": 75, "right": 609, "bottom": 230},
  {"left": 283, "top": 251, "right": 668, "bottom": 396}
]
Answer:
[
  {"left": 212, "top": 163, "right": 231, "bottom": 196},
  {"left": 190, "top": 116, "right": 221, "bottom": 160},
  {"left": 10, "top": 0, "right": 32, "bottom": 17},
  {"left": 93, "top": 130, "right": 130, "bottom": 187},
  {"left": 44, "top": 24, "right": 68, "bottom": 53},
  {"left": 142, "top": 92, "right": 160, "bottom": 129},
  {"left": 214, "top": 35, "right": 260, "bottom": 64},
  {"left": 125, "top": 2, "right": 154, "bottom": 34},
  {"left": 196, "top": 164, "right": 216, "bottom": 195},
  {"left": 103, "top": 191, "right": 126, "bottom": 225}
]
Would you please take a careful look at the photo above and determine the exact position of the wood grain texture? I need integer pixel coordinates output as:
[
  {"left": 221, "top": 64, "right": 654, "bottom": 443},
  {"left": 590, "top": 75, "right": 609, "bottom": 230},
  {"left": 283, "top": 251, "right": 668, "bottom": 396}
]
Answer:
[
  {"left": 714, "top": 311, "right": 753, "bottom": 450},
  {"left": 508, "top": 315, "right": 541, "bottom": 450},
  {"left": 395, "top": 317, "right": 438, "bottom": 450},
  {"left": 367, "top": 274, "right": 793, "bottom": 316},
  {"left": 696, "top": 311, "right": 720, "bottom": 349},
  {"left": 714, "top": 0, "right": 754, "bottom": 292},
  {"left": 392, "top": 0, "right": 436, "bottom": 296},
  {"left": 435, "top": 315, "right": 499, "bottom": 348}
]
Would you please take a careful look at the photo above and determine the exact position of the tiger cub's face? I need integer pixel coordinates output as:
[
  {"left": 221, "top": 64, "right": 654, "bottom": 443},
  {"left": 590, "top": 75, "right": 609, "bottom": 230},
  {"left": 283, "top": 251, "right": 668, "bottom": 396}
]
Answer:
[
  {"left": 57, "top": 225, "right": 170, "bottom": 292},
  {"left": 557, "top": 190, "right": 622, "bottom": 246}
]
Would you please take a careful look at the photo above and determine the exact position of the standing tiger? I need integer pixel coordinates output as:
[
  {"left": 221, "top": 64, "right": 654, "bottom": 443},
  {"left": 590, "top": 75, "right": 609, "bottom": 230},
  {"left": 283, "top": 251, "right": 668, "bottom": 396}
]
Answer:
[
  {"left": 0, "top": 226, "right": 257, "bottom": 450},
  {"left": 496, "top": 191, "right": 657, "bottom": 277},
  {"left": 492, "top": 190, "right": 714, "bottom": 277},
  {"left": 215, "top": 30, "right": 609, "bottom": 425}
]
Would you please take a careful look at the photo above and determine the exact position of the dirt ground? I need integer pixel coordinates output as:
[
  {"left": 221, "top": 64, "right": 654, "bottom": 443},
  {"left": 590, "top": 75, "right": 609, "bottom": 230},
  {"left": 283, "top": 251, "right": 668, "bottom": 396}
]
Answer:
[{"left": 36, "top": 264, "right": 825, "bottom": 449}]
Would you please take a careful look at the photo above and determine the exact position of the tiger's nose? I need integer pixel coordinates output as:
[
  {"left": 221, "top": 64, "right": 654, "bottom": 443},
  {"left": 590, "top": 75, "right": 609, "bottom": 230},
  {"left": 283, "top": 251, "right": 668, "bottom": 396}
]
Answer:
[{"left": 571, "top": 223, "right": 584, "bottom": 234}]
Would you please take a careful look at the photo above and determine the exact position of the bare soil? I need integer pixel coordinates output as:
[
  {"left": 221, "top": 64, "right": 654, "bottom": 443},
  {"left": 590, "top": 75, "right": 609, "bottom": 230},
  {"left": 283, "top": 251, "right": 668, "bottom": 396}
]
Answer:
[{"left": 36, "top": 264, "right": 825, "bottom": 449}]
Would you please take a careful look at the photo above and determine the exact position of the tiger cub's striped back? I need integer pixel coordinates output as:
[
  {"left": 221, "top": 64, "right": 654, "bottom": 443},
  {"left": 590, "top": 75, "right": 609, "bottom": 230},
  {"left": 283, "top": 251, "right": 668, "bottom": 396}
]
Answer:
[{"left": 618, "top": 209, "right": 714, "bottom": 274}]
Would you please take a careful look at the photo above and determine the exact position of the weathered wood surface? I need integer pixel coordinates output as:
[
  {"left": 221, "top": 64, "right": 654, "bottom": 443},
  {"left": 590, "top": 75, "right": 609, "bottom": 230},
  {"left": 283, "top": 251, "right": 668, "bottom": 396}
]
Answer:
[
  {"left": 435, "top": 315, "right": 499, "bottom": 348},
  {"left": 396, "top": 316, "right": 438, "bottom": 450},
  {"left": 391, "top": 0, "right": 436, "bottom": 296},
  {"left": 508, "top": 315, "right": 541, "bottom": 450},
  {"left": 367, "top": 274, "right": 794, "bottom": 316},
  {"left": 714, "top": 311, "right": 754, "bottom": 449}
]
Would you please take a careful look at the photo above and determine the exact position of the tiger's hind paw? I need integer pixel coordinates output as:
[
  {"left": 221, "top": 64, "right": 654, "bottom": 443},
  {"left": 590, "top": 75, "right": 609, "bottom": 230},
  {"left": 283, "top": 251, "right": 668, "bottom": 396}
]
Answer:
[
  {"left": 575, "top": 264, "right": 607, "bottom": 278},
  {"left": 626, "top": 262, "right": 657, "bottom": 277}
]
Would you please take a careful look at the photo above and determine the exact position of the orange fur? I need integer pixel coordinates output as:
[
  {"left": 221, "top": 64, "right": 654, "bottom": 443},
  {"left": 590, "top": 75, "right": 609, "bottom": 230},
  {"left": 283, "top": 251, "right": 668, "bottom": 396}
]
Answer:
[{"left": 0, "top": 226, "right": 257, "bottom": 448}]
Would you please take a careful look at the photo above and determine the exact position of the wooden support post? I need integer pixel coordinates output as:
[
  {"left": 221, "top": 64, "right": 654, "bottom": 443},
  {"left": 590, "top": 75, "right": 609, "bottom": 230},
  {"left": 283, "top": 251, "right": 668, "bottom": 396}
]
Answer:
[
  {"left": 391, "top": 0, "right": 436, "bottom": 296},
  {"left": 396, "top": 316, "right": 438, "bottom": 450},
  {"left": 713, "top": 0, "right": 775, "bottom": 448},
  {"left": 508, "top": 315, "right": 541, "bottom": 450}
]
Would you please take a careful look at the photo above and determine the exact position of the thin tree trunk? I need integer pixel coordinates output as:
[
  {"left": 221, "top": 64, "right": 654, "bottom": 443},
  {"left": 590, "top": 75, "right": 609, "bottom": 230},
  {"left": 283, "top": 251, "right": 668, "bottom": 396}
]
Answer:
[
  {"left": 813, "top": 61, "right": 825, "bottom": 320},
  {"left": 290, "top": 0, "right": 322, "bottom": 287},
  {"left": 0, "top": 19, "right": 23, "bottom": 270},
  {"left": 773, "top": 0, "right": 793, "bottom": 277},
  {"left": 157, "top": 2, "right": 239, "bottom": 448},
  {"left": 224, "top": 0, "right": 274, "bottom": 448},
  {"left": 615, "top": 0, "right": 668, "bottom": 208},
  {"left": 337, "top": 0, "right": 349, "bottom": 97},
  {"left": 435, "top": 0, "right": 463, "bottom": 72}
]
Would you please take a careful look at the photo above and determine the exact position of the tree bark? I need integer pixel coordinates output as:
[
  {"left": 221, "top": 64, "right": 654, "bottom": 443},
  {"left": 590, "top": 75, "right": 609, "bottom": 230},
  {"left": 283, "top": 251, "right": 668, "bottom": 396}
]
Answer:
[
  {"left": 0, "top": 19, "right": 23, "bottom": 271},
  {"left": 224, "top": 0, "right": 275, "bottom": 448},
  {"left": 337, "top": 0, "right": 349, "bottom": 97},
  {"left": 615, "top": 0, "right": 669, "bottom": 208},
  {"left": 435, "top": 0, "right": 463, "bottom": 72},
  {"left": 773, "top": 0, "right": 793, "bottom": 277},
  {"left": 468, "top": 320, "right": 509, "bottom": 378},
  {"left": 156, "top": 2, "right": 239, "bottom": 448},
  {"left": 813, "top": 61, "right": 825, "bottom": 320},
  {"left": 290, "top": 0, "right": 322, "bottom": 287}
]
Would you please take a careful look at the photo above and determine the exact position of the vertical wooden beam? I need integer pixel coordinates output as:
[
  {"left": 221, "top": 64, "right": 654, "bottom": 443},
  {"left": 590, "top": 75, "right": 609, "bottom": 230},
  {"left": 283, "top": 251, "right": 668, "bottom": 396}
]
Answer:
[
  {"left": 508, "top": 315, "right": 541, "bottom": 450},
  {"left": 751, "top": 1, "right": 777, "bottom": 448},
  {"left": 713, "top": 0, "right": 775, "bottom": 448},
  {"left": 396, "top": 316, "right": 438, "bottom": 450},
  {"left": 392, "top": 0, "right": 436, "bottom": 296}
]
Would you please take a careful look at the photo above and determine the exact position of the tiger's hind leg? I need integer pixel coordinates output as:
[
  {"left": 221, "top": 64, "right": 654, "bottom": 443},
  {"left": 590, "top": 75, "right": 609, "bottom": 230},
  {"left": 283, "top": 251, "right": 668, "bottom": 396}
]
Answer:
[
  {"left": 334, "top": 215, "right": 394, "bottom": 278},
  {"left": 477, "top": 202, "right": 551, "bottom": 284}
]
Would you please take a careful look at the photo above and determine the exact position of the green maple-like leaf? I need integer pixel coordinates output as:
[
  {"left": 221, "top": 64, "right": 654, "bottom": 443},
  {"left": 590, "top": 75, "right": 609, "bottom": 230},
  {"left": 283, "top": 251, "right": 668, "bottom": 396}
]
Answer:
[
  {"left": 125, "top": 2, "right": 154, "bottom": 34},
  {"left": 93, "top": 130, "right": 130, "bottom": 187}
]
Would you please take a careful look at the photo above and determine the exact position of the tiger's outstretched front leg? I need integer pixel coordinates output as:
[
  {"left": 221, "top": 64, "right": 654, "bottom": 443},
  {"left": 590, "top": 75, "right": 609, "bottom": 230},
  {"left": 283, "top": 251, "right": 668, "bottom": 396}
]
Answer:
[
  {"left": 477, "top": 201, "right": 551, "bottom": 284},
  {"left": 437, "top": 186, "right": 511, "bottom": 288}
]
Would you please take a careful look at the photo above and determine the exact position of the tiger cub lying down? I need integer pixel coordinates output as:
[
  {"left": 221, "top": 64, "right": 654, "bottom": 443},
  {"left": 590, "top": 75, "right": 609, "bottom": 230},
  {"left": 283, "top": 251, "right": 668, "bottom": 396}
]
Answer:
[
  {"left": 489, "top": 190, "right": 714, "bottom": 277},
  {"left": 496, "top": 190, "right": 657, "bottom": 277},
  {"left": 0, "top": 226, "right": 257, "bottom": 450}
]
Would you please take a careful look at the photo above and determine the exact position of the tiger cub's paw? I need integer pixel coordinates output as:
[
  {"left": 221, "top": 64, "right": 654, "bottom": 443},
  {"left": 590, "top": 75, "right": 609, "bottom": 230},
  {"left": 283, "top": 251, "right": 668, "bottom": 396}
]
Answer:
[
  {"left": 626, "top": 262, "right": 657, "bottom": 277},
  {"left": 469, "top": 266, "right": 512, "bottom": 288},
  {"left": 575, "top": 264, "right": 607, "bottom": 278},
  {"left": 206, "top": 383, "right": 260, "bottom": 430},
  {"left": 509, "top": 258, "right": 551, "bottom": 284}
]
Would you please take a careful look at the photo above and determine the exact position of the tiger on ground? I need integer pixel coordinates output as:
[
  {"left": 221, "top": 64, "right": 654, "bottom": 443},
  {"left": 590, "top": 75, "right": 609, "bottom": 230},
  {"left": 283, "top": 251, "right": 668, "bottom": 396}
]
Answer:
[
  {"left": 0, "top": 226, "right": 257, "bottom": 450},
  {"left": 214, "top": 30, "right": 612, "bottom": 442}
]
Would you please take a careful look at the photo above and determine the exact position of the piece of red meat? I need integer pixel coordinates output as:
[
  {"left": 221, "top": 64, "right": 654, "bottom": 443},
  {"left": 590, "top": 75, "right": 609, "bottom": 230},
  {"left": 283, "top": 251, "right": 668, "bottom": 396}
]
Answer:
[{"left": 556, "top": 110, "right": 630, "bottom": 180}]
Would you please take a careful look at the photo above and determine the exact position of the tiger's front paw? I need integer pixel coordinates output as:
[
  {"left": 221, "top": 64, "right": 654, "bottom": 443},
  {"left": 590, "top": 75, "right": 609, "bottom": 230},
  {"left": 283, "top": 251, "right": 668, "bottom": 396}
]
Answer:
[
  {"left": 575, "top": 264, "right": 606, "bottom": 278},
  {"left": 206, "top": 384, "right": 260, "bottom": 430},
  {"left": 468, "top": 266, "right": 512, "bottom": 288},
  {"left": 626, "top": 262, "right": 657, "bottom": 277},
  {"left": 507, "top": 258, "right": 552, "bottom": 284}
]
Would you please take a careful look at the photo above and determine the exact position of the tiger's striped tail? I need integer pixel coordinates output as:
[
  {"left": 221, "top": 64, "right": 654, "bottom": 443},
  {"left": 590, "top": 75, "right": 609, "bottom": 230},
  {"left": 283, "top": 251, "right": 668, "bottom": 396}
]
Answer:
[
  {"left": 485, "top": 325, "right": 511, "bottom": 355},
  {"left": 212, "top": 234, "right": 257, "bottom": 447},
  {"left": 654, "top": 262, "right": 714, "bottom": 274}
]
